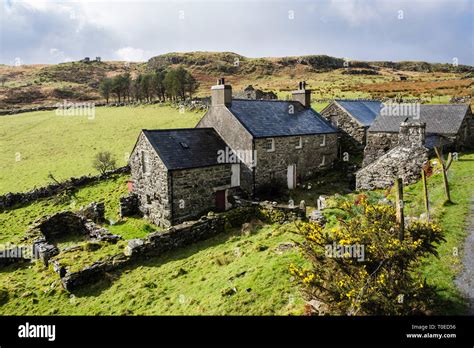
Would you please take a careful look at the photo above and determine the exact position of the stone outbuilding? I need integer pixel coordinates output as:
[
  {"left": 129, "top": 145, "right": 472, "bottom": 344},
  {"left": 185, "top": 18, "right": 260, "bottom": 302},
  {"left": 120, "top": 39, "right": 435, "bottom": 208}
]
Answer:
[
  {"left": 363, "top": 104, "right": 473, "bottom": 166},
  {"left": 234, "top": 85, "right": 278, "bottom": 100},
  {"left": 356, "top": 122, "right": 429, "bottom": 190},
  {"left": 129, "top": 128, "right": 241, "bottom": 227},
  {"left": 320, "top": 99, "right": 382, "bottom": 154},
  {"left": 198, "top": 79, "right": 339, "bottom": 197}
]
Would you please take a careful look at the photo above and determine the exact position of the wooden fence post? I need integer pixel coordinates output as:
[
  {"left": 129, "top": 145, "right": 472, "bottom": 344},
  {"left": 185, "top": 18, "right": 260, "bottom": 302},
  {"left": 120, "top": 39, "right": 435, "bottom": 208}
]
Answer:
[
  {"left": 395, "top": 177, "right": 405, "bottom": 241},
  {"left": 421, "top": 168, "right": 430, "bottom": 221},
  {"left": 434, "top": 146, "right": 453, "bottom": 204}
]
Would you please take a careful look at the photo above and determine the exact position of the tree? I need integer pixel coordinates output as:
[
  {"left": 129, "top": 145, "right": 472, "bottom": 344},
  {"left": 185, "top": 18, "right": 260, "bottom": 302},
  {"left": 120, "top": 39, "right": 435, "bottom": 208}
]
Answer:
[
  {"left": 163, "top": 69, "right": 178, "bottom": 100},
  {"left": 92, "top": 151, "right": 117, "bottom": 174},
  {"left": 141, "top": 73, "right": 152, "bottom": 101},
  {"left": 99, "top": 78, "right": 113, "bottom": 103},
  {"left": 290, "top": 198, "right": 445, "bottom": 315},
  {"left": 185, "top": 72, "right": 199, "bottom": 98},
  {"left": 151, "top": 70, "right": 166, "bottom": 101},
  {"left": 0, "top": 76, "right": 6, "bottom": 87}
]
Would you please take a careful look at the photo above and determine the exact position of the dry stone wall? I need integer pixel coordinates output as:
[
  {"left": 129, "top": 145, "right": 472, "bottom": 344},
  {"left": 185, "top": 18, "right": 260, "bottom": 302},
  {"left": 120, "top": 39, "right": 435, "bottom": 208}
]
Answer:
[
  {"left": 362, "top": 132, "right": 399, "bottom": 167},
  {"left": 356, "top": 122, "right": 429, "bottom": 190},
  {"left": 0, "top": 166, "right": 129, "bottom": 211},
  {"left": 53, "top": 203, "right": 306, "bottom": 291}
]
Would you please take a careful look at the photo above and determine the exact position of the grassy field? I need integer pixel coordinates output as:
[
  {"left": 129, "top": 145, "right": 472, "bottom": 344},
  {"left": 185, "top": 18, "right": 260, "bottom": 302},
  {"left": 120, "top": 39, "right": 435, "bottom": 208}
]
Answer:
[
  {"left": 0, "top": 105, "right": 202, "bottom": 194},
  {"left": 0, "top": 222, "right": 306, "bottom": 315},
  {"left": 0, "top": 153, "right": 472, "bottom": 315}
]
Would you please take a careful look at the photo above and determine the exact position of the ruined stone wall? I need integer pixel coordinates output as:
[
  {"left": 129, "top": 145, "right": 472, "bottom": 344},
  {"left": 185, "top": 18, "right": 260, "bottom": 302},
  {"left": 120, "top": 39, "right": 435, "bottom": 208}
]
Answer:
[
  {"left": 54, "top": 204, "right": 306, "bottom": 291},
  {"left": 357, "top": 123, "right": 429, "bottom": 190},
  {"left": 129, "top": 133, "right": 171, "bottom": 228},
  {"left": 320, "top": 102, "right": 366, "bottom": 153},
  {"left": 254, "top": 133, "right": 338, "bottom": 190},
  {"left": 362, "top": 132, "right": 399, "bottom": 167},
  {"left": 170, "top": 164, "right": 235, "bottom": 225},
  {"left": 197, "top": 106, "right": 254, "bottom": 196},
  {"left": 356, "top": 146, "right": 429, "bottom": 190}
]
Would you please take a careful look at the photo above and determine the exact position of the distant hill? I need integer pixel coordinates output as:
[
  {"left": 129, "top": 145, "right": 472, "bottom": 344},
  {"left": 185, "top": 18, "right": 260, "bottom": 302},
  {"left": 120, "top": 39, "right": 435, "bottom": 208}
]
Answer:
[{"left": 0, "top": 52, "right": 472, "bottom": 111}]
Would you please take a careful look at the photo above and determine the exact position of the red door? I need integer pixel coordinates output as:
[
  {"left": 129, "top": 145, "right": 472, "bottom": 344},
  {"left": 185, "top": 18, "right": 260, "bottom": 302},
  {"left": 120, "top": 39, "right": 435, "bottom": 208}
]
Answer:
[{"left": 215, "top": 190, "right": 226, "bottom": 212}]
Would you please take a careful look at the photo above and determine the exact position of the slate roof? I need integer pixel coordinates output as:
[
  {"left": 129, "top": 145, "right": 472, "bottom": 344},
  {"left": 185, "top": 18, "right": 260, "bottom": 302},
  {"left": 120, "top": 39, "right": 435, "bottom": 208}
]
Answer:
[
  {"left": 368, "top": 104, "right": 470, "bottom": 135},
  {"left": 141, "top": 128, "right": 229, "bottom": 170},
  {"left": 335, "top": 100, "right": 382, "bottom": 127},
  {"left": 425, "top": 134, "right": 454, "bottom": 150},
  {"left": 228, "top": 99, "right": 337, "bottom": 138}
]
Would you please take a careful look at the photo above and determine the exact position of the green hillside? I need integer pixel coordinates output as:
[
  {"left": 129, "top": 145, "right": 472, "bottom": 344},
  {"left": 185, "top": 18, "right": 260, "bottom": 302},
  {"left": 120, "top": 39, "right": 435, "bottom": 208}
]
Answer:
[{"left": 0, "top": 105, "right": 201, "bottom": 194}]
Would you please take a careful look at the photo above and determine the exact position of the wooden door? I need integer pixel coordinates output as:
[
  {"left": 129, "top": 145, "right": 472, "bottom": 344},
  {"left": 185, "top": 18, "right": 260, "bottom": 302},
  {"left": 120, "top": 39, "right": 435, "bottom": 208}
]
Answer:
[{"left": 215, "top": 190, "right": 226, "bottom": 211}]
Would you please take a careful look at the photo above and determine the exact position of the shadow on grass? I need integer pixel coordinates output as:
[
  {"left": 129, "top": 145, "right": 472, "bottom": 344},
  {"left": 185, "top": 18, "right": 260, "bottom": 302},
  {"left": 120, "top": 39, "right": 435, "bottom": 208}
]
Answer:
[
  {"left": 430, "top": 287, "right": 469, "bottom": 315},
  {"left": 71, "top": 227, "right": 246, "bottom": 297}
]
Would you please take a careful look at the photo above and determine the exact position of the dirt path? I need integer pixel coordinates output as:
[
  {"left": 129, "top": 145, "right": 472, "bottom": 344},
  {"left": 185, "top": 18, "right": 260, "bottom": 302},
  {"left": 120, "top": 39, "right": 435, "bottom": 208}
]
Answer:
[{"left": 455, "top": 198, "right": 474, "bottom": 315}]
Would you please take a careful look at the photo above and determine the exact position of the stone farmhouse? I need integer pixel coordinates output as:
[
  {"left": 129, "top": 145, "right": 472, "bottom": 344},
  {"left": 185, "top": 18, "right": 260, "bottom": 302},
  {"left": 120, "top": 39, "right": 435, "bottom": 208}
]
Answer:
[
  {"left": 363, "top": 104, "right": 473, "bottom": 166},
  {"left": 130, "top": 80, "right": 338, "bottom": 227},
  {"left": 234, "top": 85, "right": 278, "bottom": 100},
  {"left": 320, "top": 100, "right": 382, "bottom": 154}
]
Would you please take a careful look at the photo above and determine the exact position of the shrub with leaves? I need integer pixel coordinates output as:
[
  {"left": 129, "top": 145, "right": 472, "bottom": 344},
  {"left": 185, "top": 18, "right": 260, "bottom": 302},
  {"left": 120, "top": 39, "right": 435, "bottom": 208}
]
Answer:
[{"left": 290, "top": 198, "right": 445, "bottom": 315}]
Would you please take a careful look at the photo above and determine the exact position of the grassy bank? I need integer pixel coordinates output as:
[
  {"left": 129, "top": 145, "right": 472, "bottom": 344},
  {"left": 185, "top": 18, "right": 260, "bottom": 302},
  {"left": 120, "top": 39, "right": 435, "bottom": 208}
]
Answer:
[{"left": 0, "top": 105, "right": 202, "bottom": 194}]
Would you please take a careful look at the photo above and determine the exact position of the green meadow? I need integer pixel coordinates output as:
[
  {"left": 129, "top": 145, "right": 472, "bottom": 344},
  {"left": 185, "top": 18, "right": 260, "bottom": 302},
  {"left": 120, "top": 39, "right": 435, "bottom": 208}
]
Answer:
[{"left": 0, "top": 105, "right": 202, "bottom": 194}]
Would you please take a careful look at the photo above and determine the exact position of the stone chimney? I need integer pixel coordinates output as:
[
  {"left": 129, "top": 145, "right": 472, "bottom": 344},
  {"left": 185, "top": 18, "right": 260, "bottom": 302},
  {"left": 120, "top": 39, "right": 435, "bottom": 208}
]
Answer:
[
  {"left": 398, "top": 121, "right": 426, "bottom": 147},
  {"left": 292, "top": 81, "right": 311, "bottom": 107},
  {"left": 211, "top": 78, "right": 232, "bottom": 107}
]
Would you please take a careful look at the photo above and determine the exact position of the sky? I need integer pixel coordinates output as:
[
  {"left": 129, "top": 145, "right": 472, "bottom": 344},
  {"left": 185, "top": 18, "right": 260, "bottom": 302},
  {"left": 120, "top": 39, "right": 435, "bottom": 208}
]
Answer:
[{"left": 1, "top": 0, "right": 473, "bottom": 65}]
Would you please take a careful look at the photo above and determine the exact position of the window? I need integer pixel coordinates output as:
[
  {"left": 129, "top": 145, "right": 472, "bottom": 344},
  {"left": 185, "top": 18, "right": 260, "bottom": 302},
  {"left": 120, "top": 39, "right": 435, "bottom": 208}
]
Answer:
[
  {"left": 295, "top": 136, "right": 303, "bottom": 149},
  {"left": 141, "top": 151, "right": 149, "bottom": 174},
  {"left": 320, "top": 135, "right": 326, "bottom": 147},
  {"left": 263, "top": 138, "right": 275, "bottom": 152},
  {"left": 319, "top": 155, "right": 326, "bottom": 167},
  {"left": 231, "top": 164, "right": 240, "bottom": 187}
]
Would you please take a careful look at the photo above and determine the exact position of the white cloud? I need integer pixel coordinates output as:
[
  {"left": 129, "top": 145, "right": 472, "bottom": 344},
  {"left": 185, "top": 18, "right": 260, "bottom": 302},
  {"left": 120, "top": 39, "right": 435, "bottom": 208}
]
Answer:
[{"left": 114, "top": 47, "right": 146, "bottom": 62}]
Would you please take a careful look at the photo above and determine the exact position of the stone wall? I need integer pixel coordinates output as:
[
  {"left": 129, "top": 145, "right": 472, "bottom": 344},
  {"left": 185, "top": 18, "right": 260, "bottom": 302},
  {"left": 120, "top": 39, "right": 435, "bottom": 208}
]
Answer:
[
  {"left": 26, "top": 209, "right": 121, "bottom": 265},
  {"left": 129, "top": 133, "right": 172, "bottom": 228},
  {"left": 0, "top": 166, "right": 129, "bottom": 211},
  {"left": 170, "top": 164, "right": 237, "bottom": 225},
  {"left": 320, "top": 102, "right": 366, "bottom": 154},
  {"left": 356, "top": 122, "right": 429, "bottom": 190},
  {"left": 53, "top": 203, "right": 306, "bottom": 291},
  {"left": 254, "top": 133, "right": 338, "bottom": 192},
  {"left": 119, "top": 193, "right": 140, "bottom": 218},
  {"left": 362, "top": 132, "right": 399, "bottom": 167},
  {"left": 197, "top": 106, "right": 254, "bottom": 196}
]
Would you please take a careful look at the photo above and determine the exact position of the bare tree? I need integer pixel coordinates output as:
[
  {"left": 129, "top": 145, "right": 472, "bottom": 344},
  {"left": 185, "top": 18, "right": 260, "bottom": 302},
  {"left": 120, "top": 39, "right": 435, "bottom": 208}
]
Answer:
[{"left": 93, "top": 151, "right": 117, "bottom": 174}]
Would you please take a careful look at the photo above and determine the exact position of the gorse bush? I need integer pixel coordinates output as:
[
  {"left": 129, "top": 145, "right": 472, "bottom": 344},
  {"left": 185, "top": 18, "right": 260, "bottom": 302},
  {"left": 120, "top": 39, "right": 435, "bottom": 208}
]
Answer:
[{"left": 290, "top": 198, "right": 445, "bottom": 315}]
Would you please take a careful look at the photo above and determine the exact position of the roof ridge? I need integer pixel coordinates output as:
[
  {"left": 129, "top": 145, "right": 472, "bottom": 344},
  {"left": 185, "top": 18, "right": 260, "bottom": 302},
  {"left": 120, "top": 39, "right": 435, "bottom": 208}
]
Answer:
[
  {"left": 232, "top": 98, "right": 297, "bottom": 103},
  {"left": 143, "top": 127, "right": 215, "bottom": 132}
]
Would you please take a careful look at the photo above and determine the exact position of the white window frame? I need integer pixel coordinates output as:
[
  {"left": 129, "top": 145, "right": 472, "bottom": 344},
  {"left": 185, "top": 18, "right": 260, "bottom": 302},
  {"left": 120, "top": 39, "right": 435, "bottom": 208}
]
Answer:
[
  {"left": 319, "top": 155, "right": 326, "bottom": 167},
  {"left": 264, "top": 138, "right": 275, "bottom": 152},
  {"left": 295, "top": 136, "right": 303, "bottom": 149},
  {"left": 141, "top": 151, "right": 149, "bottom": 174},
  {"left": 320, "top": 134, "right": 326, "bottom": 147},
  {"left": 231, "top": 163, "right": 240, "bottom": 187}
]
